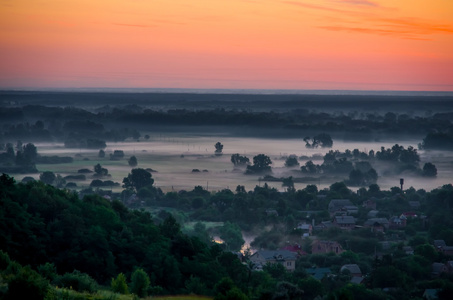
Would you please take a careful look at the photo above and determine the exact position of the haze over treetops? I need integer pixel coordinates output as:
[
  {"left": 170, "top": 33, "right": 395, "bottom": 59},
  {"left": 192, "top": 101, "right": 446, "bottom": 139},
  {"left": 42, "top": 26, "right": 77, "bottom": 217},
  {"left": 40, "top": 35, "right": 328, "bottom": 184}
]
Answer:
[{"left": 1, "top": 0, "right": 452, "bottom": 91}]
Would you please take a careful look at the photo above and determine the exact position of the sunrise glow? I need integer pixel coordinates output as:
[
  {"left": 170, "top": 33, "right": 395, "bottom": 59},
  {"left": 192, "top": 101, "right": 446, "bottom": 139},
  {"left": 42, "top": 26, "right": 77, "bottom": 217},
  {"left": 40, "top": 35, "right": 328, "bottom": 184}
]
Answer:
[{"left": 1, "top": 0, "right": 452, "bottom": 91}]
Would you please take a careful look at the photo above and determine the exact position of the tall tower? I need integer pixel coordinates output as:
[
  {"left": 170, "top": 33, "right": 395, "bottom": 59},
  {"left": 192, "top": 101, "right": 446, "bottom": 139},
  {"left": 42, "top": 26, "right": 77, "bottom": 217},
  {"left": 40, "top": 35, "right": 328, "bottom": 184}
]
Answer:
[{"left": 400, "top": 178, "right": 404, "bottom": 191}]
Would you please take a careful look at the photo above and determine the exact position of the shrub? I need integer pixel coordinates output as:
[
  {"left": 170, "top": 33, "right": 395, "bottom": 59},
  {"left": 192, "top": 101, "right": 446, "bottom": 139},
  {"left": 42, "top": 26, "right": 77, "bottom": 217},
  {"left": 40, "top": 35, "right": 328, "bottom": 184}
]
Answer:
[
  {"left": 53, "top": 270, "right": 97, "bottom": 293},
  {"left": 130, "top": 268, "right": 150, "bottom": 298},
  {"left": 111, "top": 273, "right": 129, "bottom": 295}
]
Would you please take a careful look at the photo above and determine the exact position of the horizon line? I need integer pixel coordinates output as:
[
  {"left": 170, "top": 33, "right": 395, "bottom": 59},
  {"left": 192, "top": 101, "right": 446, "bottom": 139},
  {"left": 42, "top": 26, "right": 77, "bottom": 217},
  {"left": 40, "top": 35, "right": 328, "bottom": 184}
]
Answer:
[{"left": 1, "top": 87, "right": 453, "bottom": 97}]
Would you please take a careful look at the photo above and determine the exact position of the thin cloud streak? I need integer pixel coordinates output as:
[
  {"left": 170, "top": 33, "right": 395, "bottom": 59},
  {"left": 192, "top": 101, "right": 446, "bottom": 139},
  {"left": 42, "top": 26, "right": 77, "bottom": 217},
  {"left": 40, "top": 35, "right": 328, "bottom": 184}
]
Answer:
[
  {"left": 112, "top": 23, "right": 155, "bottom": 28},
  {"left": 280, "top": 1, "right": 352, "bottom": 14},
  {"left": 338, "top": 0, "right": 379, "bottom": 7},
  {"left": 319, "top": 16, "right": 453, "bottom": 39}
]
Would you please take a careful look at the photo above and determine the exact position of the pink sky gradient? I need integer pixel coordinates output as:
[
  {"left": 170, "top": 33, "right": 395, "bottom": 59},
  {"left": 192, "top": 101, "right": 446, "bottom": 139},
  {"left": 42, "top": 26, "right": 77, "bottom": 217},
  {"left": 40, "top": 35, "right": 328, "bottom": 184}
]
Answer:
[{"left": 1, "top": 0, "right": 452, "bottom": 91}]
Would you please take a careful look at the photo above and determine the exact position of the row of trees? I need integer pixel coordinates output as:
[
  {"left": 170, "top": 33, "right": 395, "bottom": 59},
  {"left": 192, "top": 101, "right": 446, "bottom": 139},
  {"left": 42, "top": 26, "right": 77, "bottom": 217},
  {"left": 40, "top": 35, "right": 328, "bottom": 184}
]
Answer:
[{"left": 2, "top": 103, "right": 452, "bottom": 147}]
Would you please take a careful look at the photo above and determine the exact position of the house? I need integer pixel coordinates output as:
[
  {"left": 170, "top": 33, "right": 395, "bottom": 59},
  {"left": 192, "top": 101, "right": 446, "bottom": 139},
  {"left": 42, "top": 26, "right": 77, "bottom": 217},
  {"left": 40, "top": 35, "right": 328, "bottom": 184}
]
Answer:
[
  {"left": 389, "top": 215, "right": 407, "bottom": 229},
  {"left": 433, "top": 240, "right": 453, "bottom": 256},
  {"left": 431, "top": 263, "right": 448, "bottom": 277},
  {"left": 315, "top": 221, "right": 333, "bottom": 231},
  {"left": 249, "top": 250, "right": 298, "bottom": 271},
  {"left": 423, "top": 289, "right": 439, "bottom": 300},
  {"left": 328, "top": 199, "right": 358, "bottom": 216},
  {"left": 340, "top": 264, "right": 362, "bottom": 277},
  {"left": 433, "top": 240, "right": 446, "bottom": 248},
  {"left": 297, "top": 223, "right": 313, "bottom": 236},
  {"left": 305, "top": 267, "right": 332, "bottom": 280},
  {"left": 367, "top": 210, "right": 379, "bottom": 218},
  {"left": 333, "top": 215, "right": 356, "bottom": 230},
  {"left": 363, "top": 218, "right": 389, "bottom": 233},
  {"left": 403, "top": 246, "right": 414, "bottom": 255},
  {"left": 403, "top": 211, "right": 418, "bottom": 218},
  {"left": 362, "top": 199, "right": 377, "bottom": 210},
  {"left": 281, "top": 244, "right": 307, "bottom": 256},
  {"left": 312, "top": 240, "right": 344, "bottom": 255}
]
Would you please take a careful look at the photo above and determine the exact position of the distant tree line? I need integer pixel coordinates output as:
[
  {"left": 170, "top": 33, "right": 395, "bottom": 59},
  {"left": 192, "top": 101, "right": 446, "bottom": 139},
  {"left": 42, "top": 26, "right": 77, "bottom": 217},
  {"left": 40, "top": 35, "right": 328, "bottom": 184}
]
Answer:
[{"left": 1, "top": 104, "right": 452, "bottom": 147}]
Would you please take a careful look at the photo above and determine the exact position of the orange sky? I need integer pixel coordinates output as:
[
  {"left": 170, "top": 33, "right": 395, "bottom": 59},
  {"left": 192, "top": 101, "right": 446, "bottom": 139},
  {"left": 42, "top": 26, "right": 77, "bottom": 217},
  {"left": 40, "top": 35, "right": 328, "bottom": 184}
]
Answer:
[{"left": 1, "top": 0, "right": 453, "bottom": 91}]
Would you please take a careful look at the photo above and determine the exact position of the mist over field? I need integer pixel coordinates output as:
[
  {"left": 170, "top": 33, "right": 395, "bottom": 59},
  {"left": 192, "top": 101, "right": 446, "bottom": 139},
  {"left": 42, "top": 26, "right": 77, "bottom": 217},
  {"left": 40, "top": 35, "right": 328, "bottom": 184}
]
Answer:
[{"left": 1, "top": 90, "right": 453, "bottom": 192}]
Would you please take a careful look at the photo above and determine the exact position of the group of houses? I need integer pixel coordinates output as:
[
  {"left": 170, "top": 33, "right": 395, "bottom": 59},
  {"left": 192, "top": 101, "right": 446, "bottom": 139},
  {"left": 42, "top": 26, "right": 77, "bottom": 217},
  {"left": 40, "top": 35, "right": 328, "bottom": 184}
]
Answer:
[{"left": 250, "top": 197, "right": 425, "bottom": 274}]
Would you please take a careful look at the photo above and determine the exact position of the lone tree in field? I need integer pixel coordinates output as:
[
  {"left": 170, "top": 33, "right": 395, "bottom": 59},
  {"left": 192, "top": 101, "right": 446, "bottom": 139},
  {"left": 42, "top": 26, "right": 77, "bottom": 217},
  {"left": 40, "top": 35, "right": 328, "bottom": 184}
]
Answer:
[
  {"left": 128, "top": 155, "right": 138, "bottom": 167},
  {"left": 246, "top": 154, "right": 272, "bottom": 174},
  {"left": 231, "top": 153, "right": 250, "bottom": 167},
  {"left": 422, "top": 162, "right": 437, "bottom": 177},
  {"left": 215, "top": 142, "right": 224, "bottom": 156},
  {"left": 284, "top": 155, "right": 299, "bottom": 167},
  {"left": 123, "top": 168, "right": 154, "bottom": 192},
  {"left": 94, "top": 163, "right": 108, "bottom": 176}
]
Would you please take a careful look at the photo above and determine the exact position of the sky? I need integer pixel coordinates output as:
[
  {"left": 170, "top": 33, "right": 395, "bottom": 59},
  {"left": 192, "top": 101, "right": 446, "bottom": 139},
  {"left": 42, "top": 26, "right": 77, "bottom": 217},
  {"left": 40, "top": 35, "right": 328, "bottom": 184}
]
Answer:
[{"left": 1, "top": 0, "right": 453, "bottom": 91}]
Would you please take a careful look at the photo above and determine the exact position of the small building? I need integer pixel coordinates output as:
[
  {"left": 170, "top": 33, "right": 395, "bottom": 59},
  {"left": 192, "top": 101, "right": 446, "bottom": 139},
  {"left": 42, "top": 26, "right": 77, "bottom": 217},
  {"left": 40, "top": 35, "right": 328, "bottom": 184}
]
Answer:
[
  {"left": 431, "top": 262, "right": 448, "bottom": 277},
  {"left": 328, "top": 199, "right": 357, "bottom": 216},
  {"left": 297, "top": 223, "right": 313, "bottom": 236},
  {"left": 333, "top": 215, "right": 356, "bottom": 230},
  {"left": 389, "top": 215, "right": 407, "bottom": 229},
  {"left": 305, "top": 267, "right": 332, "bottom": 280},
  {"left": 433, "top": 240, "right": 453, "bottom": 256},
  {"left": 312, "top": 240, "right": 344, "bottom": 255},
  {"left": 341, "top": 264, "right": 362, "bottom": 277},
  {"left": 363, "top": 218, "right": 389, "bottom": 233},
  {"left": 249, "top": 250, "right": 298, "bottom": 272},
  {"left": 367, "top": 210, "right": 379, "bottom": 218},
  {"left": 362, "top": 198, "right": 377, "bottom": 210},
  {"left": 423, "top": 289, "right": 439, "bottom": 300},
  {"left": 315, "top": 221, "right": 333, "bottom": 231}
]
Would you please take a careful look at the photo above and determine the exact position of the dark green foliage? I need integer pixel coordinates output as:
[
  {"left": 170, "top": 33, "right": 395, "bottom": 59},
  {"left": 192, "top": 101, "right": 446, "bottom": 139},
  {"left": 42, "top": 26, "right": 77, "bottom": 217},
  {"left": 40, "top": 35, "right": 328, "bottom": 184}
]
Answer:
[
  {"left": 0, "top": 251, "right": 49, "bottom": 300},
  {"left": 63, "top": 174, "right": 86, "bottom": 181},
  {"left": 214, "top": 277, "right": 249, "bottom": 300},
  {"left": 348, "top": 167, "right": 378, "bottom": 186},
  {"left": 284, "top": 156, "right": 299, "bottom": 167},
  {"left": 53, "top": 270, "right": 98, "bottom": 293},
  {"left": 111, "top": 273, "right": 129, "bottom": 294},
  {"left": 94, "top": 163, "right": 108, "bottom": 176},
  {"left": 109, "top": 150, "right": 125, "bottom": 160},
  {"left": 375, "top": 144, "right": 419, "bottom": 165},
  {"left": 39, "top": 171, "right": 56, "bottom": 185},
  {"left": 304, "top": 133, "right": 333, "bottom": 148},
  {"left": 130, "top": 268, "right": 150, "bottom": 297},
  {"left": 122, "top": 168, "right": 154, "bottom": 192},
  {"left": 90, "top": 179, "right": 119, "bottom": 187},
  {"left": 246, "top": 154, "right": 272, "bottom": 174},
  {"left": 272, "top": 281, "right": 304, "bottom": 300},
  {"left": 128, "top": 155, "right": 138, "bottom": 167},
  {"left": 231, "top": 153, "right": 250, "bottom": 166},
  {"left": 215, "top": 142, "right": 224, "bottom": 156},
  {"left": 423, "top": 162, "right": 437, "bottom": 177},
  {"left": 421, "top": 132, "right": 453, "bottom": 150},
  {"left": 218, "top": 222, "right": 245, "bottom": 251}
]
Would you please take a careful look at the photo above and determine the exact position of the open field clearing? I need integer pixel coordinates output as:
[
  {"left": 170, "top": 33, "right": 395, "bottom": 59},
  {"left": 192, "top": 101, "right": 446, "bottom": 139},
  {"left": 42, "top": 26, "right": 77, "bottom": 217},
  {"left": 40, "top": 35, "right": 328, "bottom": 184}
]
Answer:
[{"left": 14, "top": 135, "right": 453, "bottom": 193}]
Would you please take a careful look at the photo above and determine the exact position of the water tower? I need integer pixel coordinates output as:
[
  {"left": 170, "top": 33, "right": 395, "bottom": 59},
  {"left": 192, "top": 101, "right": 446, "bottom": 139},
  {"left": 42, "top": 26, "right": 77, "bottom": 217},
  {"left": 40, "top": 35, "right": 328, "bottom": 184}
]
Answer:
[{"left": 400, "top": 178, "right": 404, "bottom": 191}]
